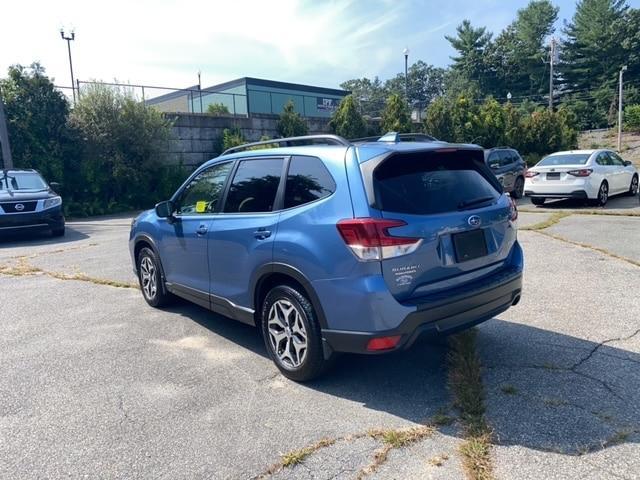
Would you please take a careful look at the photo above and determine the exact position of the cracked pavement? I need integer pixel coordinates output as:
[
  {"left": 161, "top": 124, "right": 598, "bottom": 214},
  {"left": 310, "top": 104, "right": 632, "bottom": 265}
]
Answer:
[{"left": 1, "top": 210, "right": 639, "bottom": 479}]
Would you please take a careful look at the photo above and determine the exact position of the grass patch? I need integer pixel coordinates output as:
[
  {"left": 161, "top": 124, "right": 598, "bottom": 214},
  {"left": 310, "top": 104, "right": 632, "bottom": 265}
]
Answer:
[
  {"left": 0, "top": 257, "right": 138, "bottom": 289},
  {"left": 519, "top": 211, "right": 572, "bottom": 231},
  {"left": 432, "top": 407, "right": 456, "bottom": 427},
  {"left": 500, "top": 384, "right": 518, "bottom": 395},
  {"left": 356, "top": 426, "right": 435, "bottom": 478},
  {"left": 280, "top": 438, "right": 335, "bottom": 467},
  {"left": 447, "top": 329, "right": 494, "bottom": 480}
]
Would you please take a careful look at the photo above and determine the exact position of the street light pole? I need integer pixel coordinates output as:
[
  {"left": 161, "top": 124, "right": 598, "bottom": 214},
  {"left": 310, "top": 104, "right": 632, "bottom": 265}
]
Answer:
[
  {"left": 197, "top": 70, "right": 203, "bottom": 113},
  {"left": 60, "top": 28, "right": 76, "bottom": 103},
  {"left": 403, "top": 47, "right": 409, "bottom": 107},
  {"left": 618, "top": 65, "right": 627, "bottom": 152}
]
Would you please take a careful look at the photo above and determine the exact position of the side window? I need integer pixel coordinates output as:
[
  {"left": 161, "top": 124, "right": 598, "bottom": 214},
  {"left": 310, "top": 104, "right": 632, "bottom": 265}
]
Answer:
[
  {"left": 284, "top": 156, "right": 336, "bottom": 208},
  {"left": 595, "top": 153, "right": 609, "bottom": 166},
  {"left": 487, "top": 152, "right": 499, "bottom": 168},
  {"left": 608, "top": 152, "right": 624, "bottom": 166},
  {"left": 499, "top": 151, "right": 514, "bottom": 167},
  {"left": 175, "top": 162, "right": 233, "bottom": 215},
  {"left": 224, "top": 158, "right": 284, "bottom": 213}
]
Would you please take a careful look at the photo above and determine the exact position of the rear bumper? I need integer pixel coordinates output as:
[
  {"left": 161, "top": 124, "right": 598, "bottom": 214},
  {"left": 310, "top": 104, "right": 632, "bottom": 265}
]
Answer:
[
  {"left": 0, "top": 207, "right": 65, "bottom": 232},
  {"left": 321, "top": 267, "right": 522, "bottom": 355},
  {"left": 524, "top": 189, "right": 588, "bottom": 199}
]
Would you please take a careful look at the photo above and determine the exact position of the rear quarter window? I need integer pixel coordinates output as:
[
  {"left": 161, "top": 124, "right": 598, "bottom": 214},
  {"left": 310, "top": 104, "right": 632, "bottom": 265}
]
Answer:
[
  {"left": 284, "top": 156, "right": 336, "bottom": 208},
  {"left": 373, "top": 151, "right": 500, "bottom": 215}
]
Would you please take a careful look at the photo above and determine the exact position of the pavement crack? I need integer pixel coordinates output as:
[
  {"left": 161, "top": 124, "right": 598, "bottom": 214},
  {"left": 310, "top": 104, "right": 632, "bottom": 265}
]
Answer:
[{"left": 570, "top": 328, "right": 640, "bottom": 372}]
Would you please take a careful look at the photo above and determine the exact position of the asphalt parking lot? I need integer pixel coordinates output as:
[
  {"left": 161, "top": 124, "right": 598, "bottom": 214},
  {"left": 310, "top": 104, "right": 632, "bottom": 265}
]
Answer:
[{"left": 1, "top": 202, "right": 639, "bottom": 479}]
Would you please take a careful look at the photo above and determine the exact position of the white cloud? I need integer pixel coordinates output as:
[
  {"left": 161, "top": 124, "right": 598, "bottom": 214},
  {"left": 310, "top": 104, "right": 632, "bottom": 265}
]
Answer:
[{"left": 1, "top": 0, "right": 406, "bottom": 90}]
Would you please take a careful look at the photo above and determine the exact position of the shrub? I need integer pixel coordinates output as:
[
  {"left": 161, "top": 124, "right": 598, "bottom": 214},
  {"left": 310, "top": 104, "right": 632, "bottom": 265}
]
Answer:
[
  {"left": 276, "top": 100, "right": 308, "bottom": 137},
  {"left": 624, "top": 104, "right": 640, "bottom": 132},
  {"left": 221, "top": 127, "right": 245, "bottom": 150},
  {"left": 69, "top": 83, "right": 185, "bottom": 215},
  {"left": 207, "top": 103, "right": 230, "bottom": 116}
]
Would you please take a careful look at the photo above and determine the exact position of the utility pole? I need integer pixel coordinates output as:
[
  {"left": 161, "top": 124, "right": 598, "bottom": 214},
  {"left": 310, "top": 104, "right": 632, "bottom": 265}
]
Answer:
[
  {"left": 0, "top": 94, "right": 13, "bottom": 169},
  {"left": 549, "top": 37, "right": 555, "bottom": 111},
  {"left": 60, "top": 28, "right": 76, "bottom": 103},
  {"left": 618, "top": 65, "right": 627, "bottom": 151},
  {"left": 403, "top": 47, "right": 409, "bottom": 107}
]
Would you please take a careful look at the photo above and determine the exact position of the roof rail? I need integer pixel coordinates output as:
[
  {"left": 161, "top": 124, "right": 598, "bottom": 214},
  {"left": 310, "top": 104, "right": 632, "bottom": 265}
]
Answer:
[
  {"left": 221, "top": 134, "right": 350, "bottom": 155},
  {"left": 350, "top": 132, "right": 438, "bottom": 143}
]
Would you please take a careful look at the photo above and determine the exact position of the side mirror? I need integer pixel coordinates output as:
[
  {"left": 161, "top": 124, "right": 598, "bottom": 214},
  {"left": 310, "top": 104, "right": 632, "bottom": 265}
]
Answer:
[
  {"left": 50, "top": 182, "right": 61, "bottom": 191},
  {"left": 624, "top": 160, "right": 632, "bottom": 167},
  {"left": 155, "top": 200, "right": 175, "bottom": 219}
]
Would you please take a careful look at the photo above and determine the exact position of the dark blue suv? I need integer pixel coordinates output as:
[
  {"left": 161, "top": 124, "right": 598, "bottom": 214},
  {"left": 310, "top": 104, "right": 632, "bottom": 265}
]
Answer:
[{"left": 130, "top": 133, "right": 523, "bottom": 381}]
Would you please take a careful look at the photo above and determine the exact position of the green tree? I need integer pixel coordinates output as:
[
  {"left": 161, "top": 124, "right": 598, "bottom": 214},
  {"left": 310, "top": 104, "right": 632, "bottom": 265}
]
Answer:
[
  {"left": 340, "top": 77, "right": 388, "bottom": 117},
  {"left": 207, "top": 103, "right": 230, "bottom": 115},
  {"left": 487, "top": 1, "right": 559, "bottom": 98},
  {"left": 329, "top": 95, "right": 367, "bottom": 139},
  {"left": 446, "top": 20, "right": 493, "bottom": 91},
  {"left": 0, "top": 63, "right": 75, "bottom": 183},
  {"left": 70, "top": 83, "right": 182, "bottom": 215},
  {"left": 424, "top": 96, "right": 455, "bottom": 141},
  {"left": 276, "top": 100, "right": 308, "bottom": 137},
  {"left": 561, "top": 0, "right": 628, "bottom": 92},
  {"left": 381, "top": 94, "right": 412, "bottom": 133},
  {"left": 384, "top": 61, "right": 446, "bottom": 111}
]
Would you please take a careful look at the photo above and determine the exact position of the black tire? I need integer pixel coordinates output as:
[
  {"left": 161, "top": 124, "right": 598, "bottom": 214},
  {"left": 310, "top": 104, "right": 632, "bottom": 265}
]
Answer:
[
  {"left": 531, "top": 197, "right": 546, "bottom": 206},
  {"left": 137, "top": 247, "right": 172, "bottom": 307},
  {"left": 595, "top": 181, "right": 609, "bottom": 206},
  {"left": 51, "top": 226, "right": 65, "bottom": 237},
  {"left": 628, "top": 174, "right": 639, "bottom": 197},
  {"left": 512, "top": 176, "right": 525, "bottom": 199},
  {"left": 261, "top": 285, "right": 328, "bottom": 382}
]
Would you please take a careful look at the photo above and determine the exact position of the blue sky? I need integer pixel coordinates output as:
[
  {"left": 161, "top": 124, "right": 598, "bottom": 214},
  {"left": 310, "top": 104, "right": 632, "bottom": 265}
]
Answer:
[{"left": 2, "top": 0, "right": 639, "bottom": 94}]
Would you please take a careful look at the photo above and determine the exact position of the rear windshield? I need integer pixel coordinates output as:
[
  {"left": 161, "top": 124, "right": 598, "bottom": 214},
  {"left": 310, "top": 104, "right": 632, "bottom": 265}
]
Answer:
[
  {"left": 538, "top": 153, "right": 590, "bottom": 166},
  {"left": 373, "top": 152, "right": 500, "bottom": 215}
]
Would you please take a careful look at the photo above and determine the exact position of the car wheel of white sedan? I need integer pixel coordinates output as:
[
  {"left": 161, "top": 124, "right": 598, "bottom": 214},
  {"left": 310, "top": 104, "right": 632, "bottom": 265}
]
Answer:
[
  {"left": 629, "top": 175, "right": 638, "bottom": 196},
  {"left": 596, "top": 181, "right": 608, "bottom": 207}
]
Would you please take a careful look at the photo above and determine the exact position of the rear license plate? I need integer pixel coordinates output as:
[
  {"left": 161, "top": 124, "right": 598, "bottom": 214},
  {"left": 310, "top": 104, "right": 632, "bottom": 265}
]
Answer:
[
  {"left": 546, "top": 172, "right": 560, "bottom": 180},
  {"left": 452, "top": 229, "right": 488, "bottom": 263}
]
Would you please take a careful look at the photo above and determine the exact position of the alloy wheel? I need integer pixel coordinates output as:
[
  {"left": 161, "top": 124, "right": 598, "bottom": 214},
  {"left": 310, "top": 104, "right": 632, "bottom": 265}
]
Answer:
[
  {"left": 267, "top": 299, "right": 308, "bottom": 369},
  {"left": 598, "top": 183, "right": 608, "bottom": 205},
  {"left": 632, "top": 176, "right": 639, "bottom": 196},
  {"left": 140, "top": 256, "right": 157, "bottom": 300}
]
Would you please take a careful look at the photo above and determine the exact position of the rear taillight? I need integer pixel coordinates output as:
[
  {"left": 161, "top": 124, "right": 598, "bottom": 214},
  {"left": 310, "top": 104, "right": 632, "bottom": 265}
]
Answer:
[
  {"left": 336, "top": 218, "right": 422, "bottom": 261},
  {"left": 525, "top": 171, "right": 539, "bottom": 178},
  {"left": 567, "top": 169, "right": 593, "bottom": 177}
]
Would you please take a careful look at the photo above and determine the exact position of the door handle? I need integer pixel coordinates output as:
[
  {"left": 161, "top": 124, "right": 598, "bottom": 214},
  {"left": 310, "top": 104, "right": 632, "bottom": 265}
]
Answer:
[
  {"left": 196, "top": 224, "right": 209, "bottom": 236},
  {"left": 253, "top": 229, "right": 272, "bottom": 239}
]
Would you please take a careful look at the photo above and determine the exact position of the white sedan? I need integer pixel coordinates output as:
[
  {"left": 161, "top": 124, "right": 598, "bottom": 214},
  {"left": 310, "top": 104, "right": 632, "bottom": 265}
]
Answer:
[{"left": 524, "top": 149, "right": 639, "bottom": 206}]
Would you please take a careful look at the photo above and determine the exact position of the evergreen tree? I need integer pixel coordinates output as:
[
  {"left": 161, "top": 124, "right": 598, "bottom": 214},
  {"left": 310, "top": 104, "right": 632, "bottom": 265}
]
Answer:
[
  {"left": 329, "top": 95, "right": 367, "bottom": 139},
  {"left": 446, "top": 20, "right": 494, "bottom": 92},
  {"left": 276, "top": 100, "right": 308, "bottom": 137},
  {"left": 381, "top": 94, "right": 412, "bottom": 133}
]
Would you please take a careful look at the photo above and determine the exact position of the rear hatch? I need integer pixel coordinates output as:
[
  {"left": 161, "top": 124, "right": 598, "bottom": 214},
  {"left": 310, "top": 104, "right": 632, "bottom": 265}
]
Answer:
[{"left": 369, "top": 149, "right": 517, "bottom": 302}]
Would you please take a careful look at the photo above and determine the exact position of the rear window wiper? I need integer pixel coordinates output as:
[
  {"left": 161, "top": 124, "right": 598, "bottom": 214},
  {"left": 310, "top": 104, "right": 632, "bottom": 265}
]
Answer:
[{"left": 458, "top": 196, "right": 494, "bottom": 210}]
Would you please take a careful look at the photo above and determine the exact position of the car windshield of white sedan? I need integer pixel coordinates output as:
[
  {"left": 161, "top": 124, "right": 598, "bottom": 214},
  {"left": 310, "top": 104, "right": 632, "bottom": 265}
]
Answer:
[
  {"left": 538, "top": 154, "right": 590, "bottom": 166},
  {"left": 0, "top": 172, "right": 48, "bottom": 192}
]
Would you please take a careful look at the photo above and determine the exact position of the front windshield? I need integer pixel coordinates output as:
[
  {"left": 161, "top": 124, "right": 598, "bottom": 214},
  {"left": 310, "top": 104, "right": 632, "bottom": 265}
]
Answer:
[
  {"left": 537, "top": 153, "right": 590, "bottom": 166},
  {"left": 0, "top": 172, "right": 48, "bottom": 191}
]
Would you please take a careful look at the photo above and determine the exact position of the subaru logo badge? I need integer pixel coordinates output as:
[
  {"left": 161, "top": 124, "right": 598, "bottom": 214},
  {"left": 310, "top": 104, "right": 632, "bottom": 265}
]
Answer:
[
  {"left": 15, "top": 203, "right": 24, "bottom": 212},
  {"left": 468, "top": 215, "right": 481, "bottom": 227}
]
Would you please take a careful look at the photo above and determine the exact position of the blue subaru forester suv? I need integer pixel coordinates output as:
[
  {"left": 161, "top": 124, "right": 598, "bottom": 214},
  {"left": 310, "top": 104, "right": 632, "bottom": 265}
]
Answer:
[{"left": 130, "top": 133, "right": 523, "bottom": 381}]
